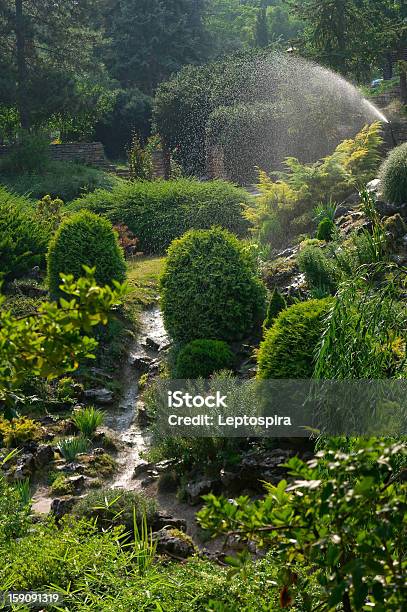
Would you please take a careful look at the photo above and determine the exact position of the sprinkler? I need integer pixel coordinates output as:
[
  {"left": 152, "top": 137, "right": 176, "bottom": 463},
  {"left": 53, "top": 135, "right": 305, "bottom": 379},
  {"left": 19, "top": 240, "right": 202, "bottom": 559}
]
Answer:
[{"left": 387, "top": 120, "right": 398, "bottom": 147}]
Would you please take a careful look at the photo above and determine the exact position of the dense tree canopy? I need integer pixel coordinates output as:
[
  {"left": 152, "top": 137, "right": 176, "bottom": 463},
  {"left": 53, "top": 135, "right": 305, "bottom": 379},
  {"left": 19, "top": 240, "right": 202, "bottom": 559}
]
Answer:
[{"left": 0, "top": 0, "right": 113, "bottom": 136}]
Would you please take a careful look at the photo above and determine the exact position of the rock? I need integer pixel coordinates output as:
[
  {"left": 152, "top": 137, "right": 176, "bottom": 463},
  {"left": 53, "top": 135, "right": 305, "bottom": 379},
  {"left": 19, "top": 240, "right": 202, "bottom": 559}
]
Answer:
[
  {"left": 152, "top": 512, "right": 187, "bottom": 532},
  {"left": 92, "top": 447, "right": 106, "bottom": 456},
  {"left": 56, "top": 462, "right": 86, "bottom": 474},
  {"left": 343, "top": 191, "right": 361, "bottom": 205},
  {"left": 375, "top": 200, "right": 400, "bottom": 217},
  {"left": 84, "top": 388, "right": 114, "bottom": 405},
  {"left": 158, "top": 342, "right": 172, "bottom": 353},
  {"left": 383, "top": 214, "right": 407, "bottom": 240},
  {"left": 186, "top": 479, "right": 220, "bottom": 505},
  {"left": 334, "top": 204, "right": 351, "bottom": 219},
  {"left": 51, "top": 496, "right": 77, "bottom": 520},
  {"left": 366, "top": 178, "right": 381, "bottom": 195},
  {"left": 141, "top": 475, "right": 157, "bottom": 487},
  {"left": 14, "top": 453, "right": 36, "bottom": 479},
  {"left": 137, "top": 402, "right": 151, "bottom": 427},
  {"left": 131, "top": 355, "right": 153, "bottom": 372},
  {"left": 89, "top": 367, "right": 114, "bottom": 380},
  {"left": 66, "top": 475, "right": 85, "bottom": 494},
  {"left": 238, "top": 449, "right": 295, "bottom": 488},
  {"left": 144, "top": 337, "right": 161, "bottom": 352},
  {"left": 35, "top": 444, "right": 55, "bottom": 469},
  {"left": 154, "top": 528, "right": 196, "bottom": 558},
  {"left": 155, "top": 459, "right": 175, "bottom": 473},
  {"left": 133, "top": 459, "right": 152, "bottom": 477}
]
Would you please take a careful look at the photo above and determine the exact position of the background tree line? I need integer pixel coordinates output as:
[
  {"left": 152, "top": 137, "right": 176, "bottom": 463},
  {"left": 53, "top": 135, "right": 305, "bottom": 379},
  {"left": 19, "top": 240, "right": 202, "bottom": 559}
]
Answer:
[{"left": 0, "top": 0, "right": 405, "bottom": 157}]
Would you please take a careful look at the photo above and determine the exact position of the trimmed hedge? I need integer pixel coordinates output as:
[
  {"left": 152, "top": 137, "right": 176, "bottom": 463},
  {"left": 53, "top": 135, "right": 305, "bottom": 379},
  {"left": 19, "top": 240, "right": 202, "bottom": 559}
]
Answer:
[
  {"left": 0, "top": 186, "right": 49, "bottom": 281},
  {"left": 175, "top": 339, "right": 235, "bottom": 378},
  {"left": 160, "top": 227, "right": 266, "bottom": 343},
  {"left": 257, "top": 298, "right": 333, "bottom": 379},
  {"left": 69, "top": 179, "right": 250, "bottom": 254},
  {"left": 47, "top": 210, "right": 126, "bottom": 296},
  {"left": 379, "top": 142, "right": 407, "bottom": 206}
]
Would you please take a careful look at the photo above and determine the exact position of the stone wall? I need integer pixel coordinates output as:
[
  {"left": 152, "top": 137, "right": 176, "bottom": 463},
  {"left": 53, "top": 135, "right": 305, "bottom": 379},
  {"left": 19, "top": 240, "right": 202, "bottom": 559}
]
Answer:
[{"left": 0, "top": 142, "right": 111, "bottom": 170}]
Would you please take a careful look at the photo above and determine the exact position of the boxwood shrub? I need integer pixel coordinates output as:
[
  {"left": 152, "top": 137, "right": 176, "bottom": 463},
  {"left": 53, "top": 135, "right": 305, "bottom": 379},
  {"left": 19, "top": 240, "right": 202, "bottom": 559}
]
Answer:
[
  {"left": 257, "top": 297, "right": 334, "bottom": 379},
  {"left": 174, "top": 339, "right": 235, "bottom": 378},
  {"left": 69, "top": 179, "right": 250, "bottom": 254},
  {"left": 47, "top": 210, "right": 126, "bottom": 296},
  {"left": 379, "top": 142, "right": 407, "bottom": 205},
  {"left": 0, "top": 186, "right": 49, "bottom": 281},
  {"left": 160, "top": 227, "right": 266, "bottom": 343}
]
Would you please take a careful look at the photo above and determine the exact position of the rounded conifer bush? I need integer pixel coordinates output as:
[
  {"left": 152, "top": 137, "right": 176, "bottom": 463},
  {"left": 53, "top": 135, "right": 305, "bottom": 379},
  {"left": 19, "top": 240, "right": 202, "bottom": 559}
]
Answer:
[
  {"left": 160, "top": 228, "right": 266, "bottom": 343},
  {"left": 263, "top": 289, "right": 286, "bottom": 332},
  {"left": 257, "top": 298, "right": 333, "bottom": 379},
  {"left": 379, "top": 142, "right": 407, "bottom": 206},
  {"left": 175, "top": 339, "right": 235, "bottom": 378},
  {"left": 47, "top": 210, "right": 126, "bottom": 295}
]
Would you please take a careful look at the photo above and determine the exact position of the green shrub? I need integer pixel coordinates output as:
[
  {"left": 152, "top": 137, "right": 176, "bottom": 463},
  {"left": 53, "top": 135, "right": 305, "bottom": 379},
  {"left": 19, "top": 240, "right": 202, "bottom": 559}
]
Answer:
[
  {"left": 0, "top": 161, "right": 119, "bottom": 202},
  {"left": 297, "top": 245, "right": 338, "bottom": 295},
  {"left": 199, "top": 439, "right": 407, "bottom": 612},
  {"left": 0, "top": 186, "right": 50, "bottom": 281},
  {"left": 72, "top": 407, "right": 104, "bottom": 438},
  {"left": 379, "top": 142, "right": 407, "bottom": 205},
  {"left": 50, "top": 474, "right": 74, "bottom": 496},
  {"left": 57, "top": 437, "right": 90, "bottom": 462},
  {"left": 160, "top": 228, "right": 266, "bottom": 343},
  {"left": 257, "top": 298, "right": 333, "bottom": 379},
  {"left": 47, "top": 210, "right": 126, "bottom": 296},
  {"left": 69, "top": 179, "right": 250, "bottom": 254},
  {"left": 73, "top": 488, "right": 157, "bottom": 530},
  {"left": 316, "top": 217, "right": 335, "bottom": 241},
  {"left": 174, "top": 340, "right": 235, "bottom": 378},
  {"left": 263, "top": 289, "right": 286, "bottom": 332},
  {"left": 0, "top": 417, "right": 42, "bottom": 448}
]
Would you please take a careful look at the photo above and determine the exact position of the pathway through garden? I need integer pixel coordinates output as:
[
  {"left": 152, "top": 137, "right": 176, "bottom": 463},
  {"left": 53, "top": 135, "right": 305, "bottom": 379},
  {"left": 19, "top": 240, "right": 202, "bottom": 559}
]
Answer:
[{"left": 32, "top": 306, "right": 168, "bottom": 513}]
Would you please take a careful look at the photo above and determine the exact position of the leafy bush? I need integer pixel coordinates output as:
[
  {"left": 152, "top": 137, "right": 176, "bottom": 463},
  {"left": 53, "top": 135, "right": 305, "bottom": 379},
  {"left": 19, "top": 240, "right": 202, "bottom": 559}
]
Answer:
[
  {"left": 0, "top": 186, "right": 50, "bottom": 281},
  {"left": 57, "top": 437, "right": 90, "bottom": 461},
  {"left": 297, "top": 245, "right": 338, "bottom": 295},
  {"left": 69, "top": 179, "right": 250, "bottom": 254},
  {"left": 379, "top": 142, "right": 407, "bottom": 205},
  {"left": 199, "top": 438, "right": 407, "bottom": 612},
  {"left": 257, "top": 298, "right": 333, "bottom": 379},
  {"left": 160, "top": 228, "right": 266, "bottom": 343},
  {"left": 316, "top": 217, "right": 335, "bottom": 241},
  {"left": 245, "top": 123, "right": 383, "bottom": 248},
  {"left": 174, "top": 340, "right": 235, "bottom": 379},
  {"left": 47, "top": 210, "right": 126, "bottom": 296},
  {"left": 73, "top": 488, "right": 157, "bottom": 530},
  {"left": 0, "top": 417, "right": 42, "bottom": 448},
  {"left": 72, "top": 407, "right": 104, "bottom": 438},
  {"left": 315, "top": 270, "right": 407, "bottom": 379},
  {"left": 0, "top": 161, "right": 120, "bottom": 202},
  {"left": 0, "top": 131, "right": 50, "bottom": 174},
  {"left": 263, "top": 289, "right": 286, "bottom": 331}
]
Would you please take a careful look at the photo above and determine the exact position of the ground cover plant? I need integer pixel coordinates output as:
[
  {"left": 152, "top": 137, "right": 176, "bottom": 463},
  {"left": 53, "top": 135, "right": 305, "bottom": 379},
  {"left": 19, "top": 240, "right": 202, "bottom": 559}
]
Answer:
[{"left": 0, "top": 161, "right": 120, "bottom": 202}]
